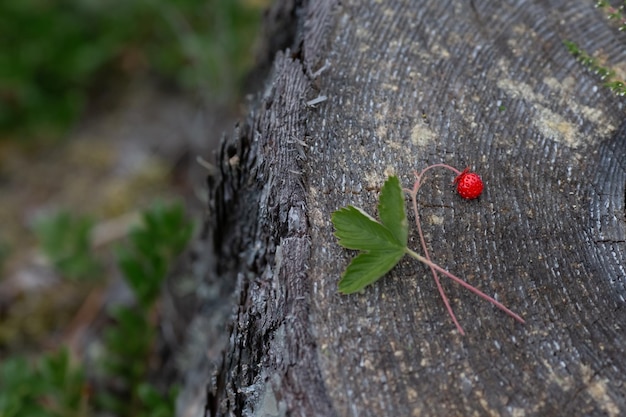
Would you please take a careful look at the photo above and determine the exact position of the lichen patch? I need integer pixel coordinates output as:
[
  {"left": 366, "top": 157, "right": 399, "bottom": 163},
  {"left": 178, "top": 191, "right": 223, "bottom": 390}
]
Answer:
[
  {"left": 534, "top": 104, "right": 582, "bottom": 148},
  {"left": 364, "top": 170, "right": 385, "bottom": 191},
  {"left": 429, "top": 214, "right": 444, "bottom": 225},
  {"left": 581, "top": 364, "right": 620, "bottom": 417},
  {"left": 578, "top": 104, "right": 615, "bottom": 137},
  {"left": 497, "top": 78, "right": 583, "bottom": 148},
  {"left": 543, "top": 76, "right": 615, "bottom": 137},
  {"left": 410, "top": 121, "right": 437, "bottom": 148}
]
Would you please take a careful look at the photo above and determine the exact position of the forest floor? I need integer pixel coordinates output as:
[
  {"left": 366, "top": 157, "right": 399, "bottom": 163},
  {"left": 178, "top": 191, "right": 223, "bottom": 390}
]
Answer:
[{"left": 0, "top": 79, "right": 237, "bottom": 359}]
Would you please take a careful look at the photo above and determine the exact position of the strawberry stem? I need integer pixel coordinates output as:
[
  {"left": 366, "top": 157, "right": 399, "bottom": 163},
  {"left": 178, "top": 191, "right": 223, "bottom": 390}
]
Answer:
[
  {"left": 405, "top": 248, "right": 525, "bottom": 325},
  {"left": 406, "top": 169, "right": 465, "bottom": 334},
  {"left": 405, "top": 165, "right": 524, "bottom": 333}
]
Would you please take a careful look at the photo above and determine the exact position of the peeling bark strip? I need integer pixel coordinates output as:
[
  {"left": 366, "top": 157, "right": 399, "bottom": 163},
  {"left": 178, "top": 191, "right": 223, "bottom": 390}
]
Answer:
[
  {"left": 204, "top": 0, "right": 338, "bottom": 412},
  {"left": 206, "top": 53, "right": 333, "bottom": 416},
  {"left": 203, "top": 0, "right": 626, "bottom": 416}
]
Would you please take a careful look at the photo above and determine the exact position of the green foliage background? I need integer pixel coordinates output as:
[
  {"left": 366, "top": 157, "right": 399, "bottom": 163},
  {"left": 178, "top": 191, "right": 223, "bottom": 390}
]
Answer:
[
  {"left": 0, "top": 0, "right": 263, "bottom": 140},
  {"left": 1, "top": 203, "right": 193, "bottom": 417},
  {"left": 0, "top": 0, "right": 262, "bottom": 414}
]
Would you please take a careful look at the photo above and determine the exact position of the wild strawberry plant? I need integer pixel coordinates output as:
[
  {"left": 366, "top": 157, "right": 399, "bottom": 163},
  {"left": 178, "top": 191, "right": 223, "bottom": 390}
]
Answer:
[{"left": 332, "top": 164, "right": 524, "bottom": 335}]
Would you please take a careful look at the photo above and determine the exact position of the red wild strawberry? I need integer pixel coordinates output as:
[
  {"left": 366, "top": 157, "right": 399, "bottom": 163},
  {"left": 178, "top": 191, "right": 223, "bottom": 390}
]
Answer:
[{"left": 454, "top": 168, "right": 483, "bottom": 199}]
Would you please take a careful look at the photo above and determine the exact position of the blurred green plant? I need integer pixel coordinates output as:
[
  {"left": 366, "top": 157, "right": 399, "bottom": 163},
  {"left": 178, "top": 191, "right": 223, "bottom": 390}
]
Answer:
[
  {"left": 33, "top": 211, "right": 102, "bottom": 281},
  {"left": 0, "top": 0, "right": 264, "bottom": 141},
  {"left": 97, "top": 202, "right": 192, "bottom": 415},
  {"left": 0, "top": 236, "right": 10, "bottom": 276},
  {"left": 0, "top": 348, "right": 88, "bottom": 417},
  {"left": 117, "top": 203, "right": 194, "bottom": 308},
  {"left": 135, "top": 383, "right": 178, "bottom": 417},
  {"left": 1, "top": 202, "right": 192, "bottom": 417},
  {"left": 564, "top": 40, "right": 626, "bottom": 96},
  {"left": 564, "top": 1, "right": 626, "bottom": 97},
  {"left": 596, "top": 0, "right": 626, "bottom": 30}
]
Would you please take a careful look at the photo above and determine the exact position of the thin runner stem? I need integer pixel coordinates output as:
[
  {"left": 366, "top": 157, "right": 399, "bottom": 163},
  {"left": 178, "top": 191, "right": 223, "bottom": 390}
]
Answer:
[
  {"left": 405, "top": 248, "right": 525, "bottom": 324},
  {"left": 405, "top": 165, "right": 524, "bottom": 333},
  {"left": 417, "top": 163, "right": 462, "bottom": 180},
  {"left": 408, "top": 170, "right": 464, "bottom": 334}
]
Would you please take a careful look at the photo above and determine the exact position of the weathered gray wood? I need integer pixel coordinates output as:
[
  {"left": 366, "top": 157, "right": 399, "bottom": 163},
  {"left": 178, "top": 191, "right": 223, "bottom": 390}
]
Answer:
[{"left": 200, "top": 0, "right": 626, "bottom": 415}]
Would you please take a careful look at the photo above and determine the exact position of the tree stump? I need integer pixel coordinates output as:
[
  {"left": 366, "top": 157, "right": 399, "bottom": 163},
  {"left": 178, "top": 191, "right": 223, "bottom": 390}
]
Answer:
[{"left": 196, "top": 0, "right": 626, "bottom": 415}]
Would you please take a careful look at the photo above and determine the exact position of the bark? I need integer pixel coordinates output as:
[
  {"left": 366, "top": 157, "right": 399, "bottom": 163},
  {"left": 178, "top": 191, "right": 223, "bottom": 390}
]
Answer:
[{"left": 196, "top": 0, "right": 626, "bottom": 415}]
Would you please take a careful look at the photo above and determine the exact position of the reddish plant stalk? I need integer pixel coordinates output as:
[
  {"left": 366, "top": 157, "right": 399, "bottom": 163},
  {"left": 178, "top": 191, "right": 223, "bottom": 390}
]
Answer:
[{"left": 404, "top": 164, "right": 524, "bottom": 334}]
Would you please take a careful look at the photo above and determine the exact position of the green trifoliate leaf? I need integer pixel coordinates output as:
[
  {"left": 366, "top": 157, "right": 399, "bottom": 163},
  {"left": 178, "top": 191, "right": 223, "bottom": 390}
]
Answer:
[
  {"left": 337, "top": 250, "right": 406, "bottom": 294},
  {"left": 332, "top": 206, "right": 401, "bottom": 251},
  {"left": 331, "top": 175, "right": 408, "bottom": 294},
  {"left": 378, "top": 175, "right": 408, "bottom": 246}
]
